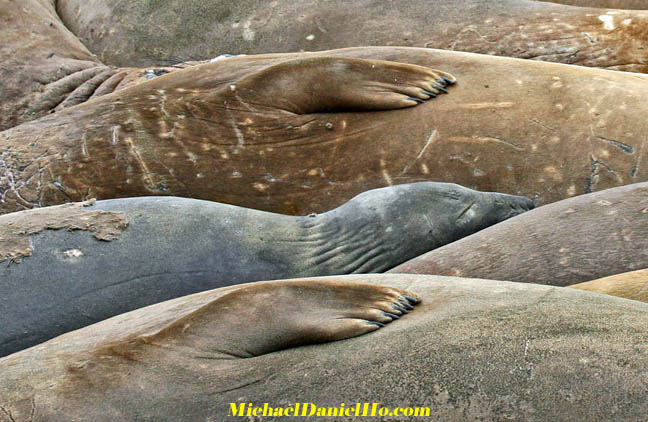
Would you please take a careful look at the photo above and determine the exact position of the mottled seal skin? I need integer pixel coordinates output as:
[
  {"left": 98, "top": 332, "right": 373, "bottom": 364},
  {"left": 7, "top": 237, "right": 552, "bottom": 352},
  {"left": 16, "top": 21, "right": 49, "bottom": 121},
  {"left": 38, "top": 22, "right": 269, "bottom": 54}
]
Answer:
[
  {"left": 54, "top": 0, "right": 648, "bottom": 72},
  {"left": 1, "top": 274, "right": 647, "bottom": 421},
  {"left": 391, "top": 182, "right": 648, "bottom": 287},
  {"left": 569, "top": 269, "right": 648, "bottom": 303},
  {"left": 0, "top": 182, "right": 532, "bottom": 357},
  {"left": 3, "top": 47, "right": 648, "bottom": 215}
]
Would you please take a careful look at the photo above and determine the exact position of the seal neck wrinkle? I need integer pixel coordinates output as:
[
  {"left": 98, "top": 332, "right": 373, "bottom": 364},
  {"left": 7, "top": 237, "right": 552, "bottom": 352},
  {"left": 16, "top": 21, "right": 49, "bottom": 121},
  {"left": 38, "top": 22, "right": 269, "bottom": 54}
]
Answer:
[{"left": 298, "top": 210, "right": 391, "bottom": 275}]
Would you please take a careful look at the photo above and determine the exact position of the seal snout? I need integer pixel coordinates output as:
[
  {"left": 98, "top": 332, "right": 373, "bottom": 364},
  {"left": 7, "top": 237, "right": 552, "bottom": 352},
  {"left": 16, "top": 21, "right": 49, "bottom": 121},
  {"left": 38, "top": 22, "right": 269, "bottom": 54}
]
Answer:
[
  {"left": 508, "top": 196, "right": 535, "bottom": 215},
  {"left": 518, "top": 196, "right": 536, "bottom": 211},
  {"left": 490, "top": 193, "right": 536, "bottom": 222},
  {"left": 496, "top": 193, "right": 535, "bottom": 211}
]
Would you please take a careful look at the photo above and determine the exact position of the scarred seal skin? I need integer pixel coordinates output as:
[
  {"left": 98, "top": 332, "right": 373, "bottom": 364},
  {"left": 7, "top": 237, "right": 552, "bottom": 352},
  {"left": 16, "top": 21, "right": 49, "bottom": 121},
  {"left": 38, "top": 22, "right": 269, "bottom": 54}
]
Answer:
[
  {"left": 2, "top": 47, "right": 648, "bottom": 215},
  {"left": 54, "top": 0, "right": 648, "bottom": 74},
  {"left": 390, "top": 182, "right": 648, "bottom": 288},
  {"left": 1, "top": 274, "right": 647, "bottom": 421},
  {"left": 0, "top": 182, "right": 532, "bottom": 357},
  {"left": 0, "top": 52, "right": 457, "bottom": 214},
  {"left": 568, "top": 269, "right": 648, "bottom": 303}
]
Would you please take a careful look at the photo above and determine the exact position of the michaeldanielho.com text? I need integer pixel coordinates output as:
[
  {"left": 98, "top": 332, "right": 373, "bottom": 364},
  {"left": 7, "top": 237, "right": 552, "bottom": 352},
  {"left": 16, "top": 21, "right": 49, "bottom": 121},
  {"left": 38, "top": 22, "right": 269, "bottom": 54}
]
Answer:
[{"left": 229, "top": 403, "right": 431, "bottom": 417}]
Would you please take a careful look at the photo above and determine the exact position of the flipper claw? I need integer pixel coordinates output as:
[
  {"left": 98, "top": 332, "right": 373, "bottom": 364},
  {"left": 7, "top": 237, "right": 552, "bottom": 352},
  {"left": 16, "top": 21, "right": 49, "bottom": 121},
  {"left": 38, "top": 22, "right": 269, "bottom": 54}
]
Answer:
[
  {"left": 398, "top": 300, "right": 414, "bottom": 310},
  {"left": 441, "top": 75, "right": 455, "bottom": 85},
  {"left": 403, "top": 294, "right": 421, "bottom": 304},
  {"left": 432, "top": 84, "right": 448, "bottom": 94},
  {"left": 393, "top": 305, "right": 409, "bottom": 314},
  {"left": 382, "top": 312, "right": 401, "bottom": 320}
]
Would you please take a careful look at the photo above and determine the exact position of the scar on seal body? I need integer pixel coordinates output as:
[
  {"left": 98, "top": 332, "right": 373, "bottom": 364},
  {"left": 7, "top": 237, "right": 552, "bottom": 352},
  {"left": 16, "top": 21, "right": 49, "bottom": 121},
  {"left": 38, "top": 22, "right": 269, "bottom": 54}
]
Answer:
[{"left": 0, "top": 200, "right": 128, "bottom": 263}]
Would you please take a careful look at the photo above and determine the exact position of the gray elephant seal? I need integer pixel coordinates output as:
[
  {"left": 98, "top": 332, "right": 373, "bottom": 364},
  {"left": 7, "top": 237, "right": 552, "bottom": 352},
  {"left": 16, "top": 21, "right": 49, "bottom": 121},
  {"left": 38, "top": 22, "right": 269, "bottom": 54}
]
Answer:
[
  {"left": 1, "top": 274, "right": 646, "bottom": 421},
  {"left": 0, "top": 182, "right": 532, "bottom": 357},
  {"left": 391, "top": 182, "right": 648, "bottom": 287}
]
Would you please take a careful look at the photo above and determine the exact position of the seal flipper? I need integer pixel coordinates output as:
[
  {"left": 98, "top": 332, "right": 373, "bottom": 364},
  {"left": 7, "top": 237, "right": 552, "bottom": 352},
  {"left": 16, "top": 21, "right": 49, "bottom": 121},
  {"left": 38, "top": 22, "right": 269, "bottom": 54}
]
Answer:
[
  {"left": 224, "top": 57, "right": 455, "bottom": 114},
  {"left": 147, "top": 279, "right": 420, "bottom": 358}
]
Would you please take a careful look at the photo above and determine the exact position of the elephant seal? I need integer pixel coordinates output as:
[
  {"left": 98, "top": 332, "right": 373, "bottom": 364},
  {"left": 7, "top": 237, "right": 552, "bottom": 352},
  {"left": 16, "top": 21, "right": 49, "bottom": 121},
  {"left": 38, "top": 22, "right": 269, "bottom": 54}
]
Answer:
[
  {"left": 5, "top": 0, "right": 648, "bottom": 129},
  {"left": 1, "top": 274, "right": 647, "bottom": 421},
  {"left": 3, "top": 47, "right": 648, "bottom": 215},
  {"left": 391, "top": 182, "right": 648, "bottom": 287},
  {"left": 54, "top": 0, "right": 648, "bottom": 74},
  {"left": 569, "top": 269, "right": 648, "bottom": 303},
  {"left": 0, "top": 182, "right": 533, "bottom": 357}
]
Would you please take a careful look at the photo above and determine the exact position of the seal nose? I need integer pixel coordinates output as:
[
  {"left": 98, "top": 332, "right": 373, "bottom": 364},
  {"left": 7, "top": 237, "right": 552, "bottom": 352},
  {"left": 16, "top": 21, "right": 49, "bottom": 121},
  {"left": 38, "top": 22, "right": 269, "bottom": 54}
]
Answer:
[
  {"left": 508, "top": 196, "right": 534, "bottom": 214},
  {"left": 494, "top": 193, "right": 535, "bottom": 218},
  {"left": 519, "top": 196, "right": 535, "bottom": 211}
]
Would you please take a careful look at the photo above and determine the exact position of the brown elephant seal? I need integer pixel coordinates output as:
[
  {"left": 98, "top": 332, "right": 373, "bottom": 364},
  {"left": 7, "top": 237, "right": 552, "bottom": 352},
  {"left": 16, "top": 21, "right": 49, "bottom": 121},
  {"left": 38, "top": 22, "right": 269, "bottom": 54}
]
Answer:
[
  {"left": 53, "top": 0, "right": 648, "bottom": 74},
  {"left": 0, "top": 182, "right": 532, "bottom": 357},
  {"left": 391, "top": 182, "right": 648, "bottom": 287},
  {"left": 569, "top": 269, "right": 648, "bottom": 303},
  {"left": 6, "top": 0, "right": 648, "bottom": 130},
  {"left": 3, "top": 47, "right": 648, "bottom": 215},
  {"left": 1, "top": 274, "right": 647, "bottom": 421}
]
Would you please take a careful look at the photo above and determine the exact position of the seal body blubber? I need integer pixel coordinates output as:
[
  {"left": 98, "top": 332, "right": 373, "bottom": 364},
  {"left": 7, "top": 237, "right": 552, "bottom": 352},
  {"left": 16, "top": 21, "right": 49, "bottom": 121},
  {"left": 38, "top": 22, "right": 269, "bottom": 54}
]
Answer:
[{"left": 1, "top": 274, "right": 646, "bottom": 421}]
